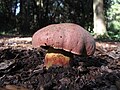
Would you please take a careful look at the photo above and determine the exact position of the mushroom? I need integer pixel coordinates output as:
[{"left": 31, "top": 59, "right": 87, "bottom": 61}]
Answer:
[{"left": 32, "top": 23, "right": 95, "bottom": 69}]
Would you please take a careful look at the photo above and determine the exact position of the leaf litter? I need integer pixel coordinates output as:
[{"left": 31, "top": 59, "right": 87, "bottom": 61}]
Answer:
[{"left": 0, "top": 37, "right": 120, "bottom": 90}]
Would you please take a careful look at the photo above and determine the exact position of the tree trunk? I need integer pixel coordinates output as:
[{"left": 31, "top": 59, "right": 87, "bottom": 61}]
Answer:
[{"left": 93, "top": 0, "right": 108, "bottom": 37}]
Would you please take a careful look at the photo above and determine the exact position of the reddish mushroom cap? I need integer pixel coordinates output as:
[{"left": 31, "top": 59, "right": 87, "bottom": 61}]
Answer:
[{"left": 32, "top": 23, "right": 95, "bottom": 56}]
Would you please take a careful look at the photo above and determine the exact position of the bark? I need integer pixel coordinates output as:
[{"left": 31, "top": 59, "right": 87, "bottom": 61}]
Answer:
[
  {"left": 93, "top": 0, "right": 108, "bottom": 36},
  {"left": 32, "top": 0, "right": 44, "bottom": 27}
]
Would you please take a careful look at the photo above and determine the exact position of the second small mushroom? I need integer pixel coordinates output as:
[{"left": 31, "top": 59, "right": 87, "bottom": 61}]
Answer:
[{"left": 32, "top": 23, "right": 95, "bottom": 69}]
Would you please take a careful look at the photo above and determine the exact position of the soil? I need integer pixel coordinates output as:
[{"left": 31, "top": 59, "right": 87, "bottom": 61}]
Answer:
[{"left": 0, "top": 36, "right": 120, "bottom": 90}]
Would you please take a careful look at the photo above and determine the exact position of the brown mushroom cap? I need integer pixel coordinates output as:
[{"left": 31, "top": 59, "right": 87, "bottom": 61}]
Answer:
[{"left": 32, "top": 23, "right": 95, "bottom": 55}]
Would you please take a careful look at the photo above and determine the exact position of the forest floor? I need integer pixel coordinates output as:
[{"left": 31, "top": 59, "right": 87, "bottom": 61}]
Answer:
[{"left": 0, "top": 36, "right": 120, "bottom": 90}]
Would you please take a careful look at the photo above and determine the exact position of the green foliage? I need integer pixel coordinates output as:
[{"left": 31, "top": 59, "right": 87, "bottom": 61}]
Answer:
[{"left": 105, "top": 0, "right": 120, "bottom": 40}]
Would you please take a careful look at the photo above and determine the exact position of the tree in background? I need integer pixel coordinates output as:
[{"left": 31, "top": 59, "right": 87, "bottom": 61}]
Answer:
[
  {"left": 0, "top": 0, "right": 119, "bottom": 40},
  {"left": 0, "top": 0, "right": 16, "bottom": 33},
  {"left": 0, "top": 0, "right": 93, "bottom": 35},
  {"left": 93, "top": 0, "right": 108, "bottom": 37}
]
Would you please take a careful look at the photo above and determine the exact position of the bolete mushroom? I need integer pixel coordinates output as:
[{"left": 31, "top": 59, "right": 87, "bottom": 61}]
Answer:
[{"left": 32, "top": 23, "right": 95, "bottom": 69}]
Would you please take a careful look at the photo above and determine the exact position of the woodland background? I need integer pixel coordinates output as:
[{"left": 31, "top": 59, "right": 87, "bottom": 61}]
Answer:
[{"left": 0, "top": 0, "right": 120, "bottom": 40}]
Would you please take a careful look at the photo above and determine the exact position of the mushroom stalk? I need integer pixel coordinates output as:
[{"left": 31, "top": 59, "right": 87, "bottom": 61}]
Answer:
[{"left": 44, "top": 47, "right": 73, "bottom": 69}]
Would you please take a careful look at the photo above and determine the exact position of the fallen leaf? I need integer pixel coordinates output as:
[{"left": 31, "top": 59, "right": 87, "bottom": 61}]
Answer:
[{"left": 5, "top": 85, "right": 29, "bottom": 90}]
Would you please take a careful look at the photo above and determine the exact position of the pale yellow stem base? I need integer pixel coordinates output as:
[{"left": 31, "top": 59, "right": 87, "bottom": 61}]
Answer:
[
  {"left": 44, "top": 47, "right": 72, "bottom": 69},
  {"left": 44, "top": 53, "right": 70, "bottom": 69}
]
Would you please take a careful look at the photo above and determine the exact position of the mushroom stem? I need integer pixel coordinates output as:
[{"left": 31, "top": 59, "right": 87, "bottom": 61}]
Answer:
[{"left": 44, "top": 47, "right": 73, "bottom": 69}]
